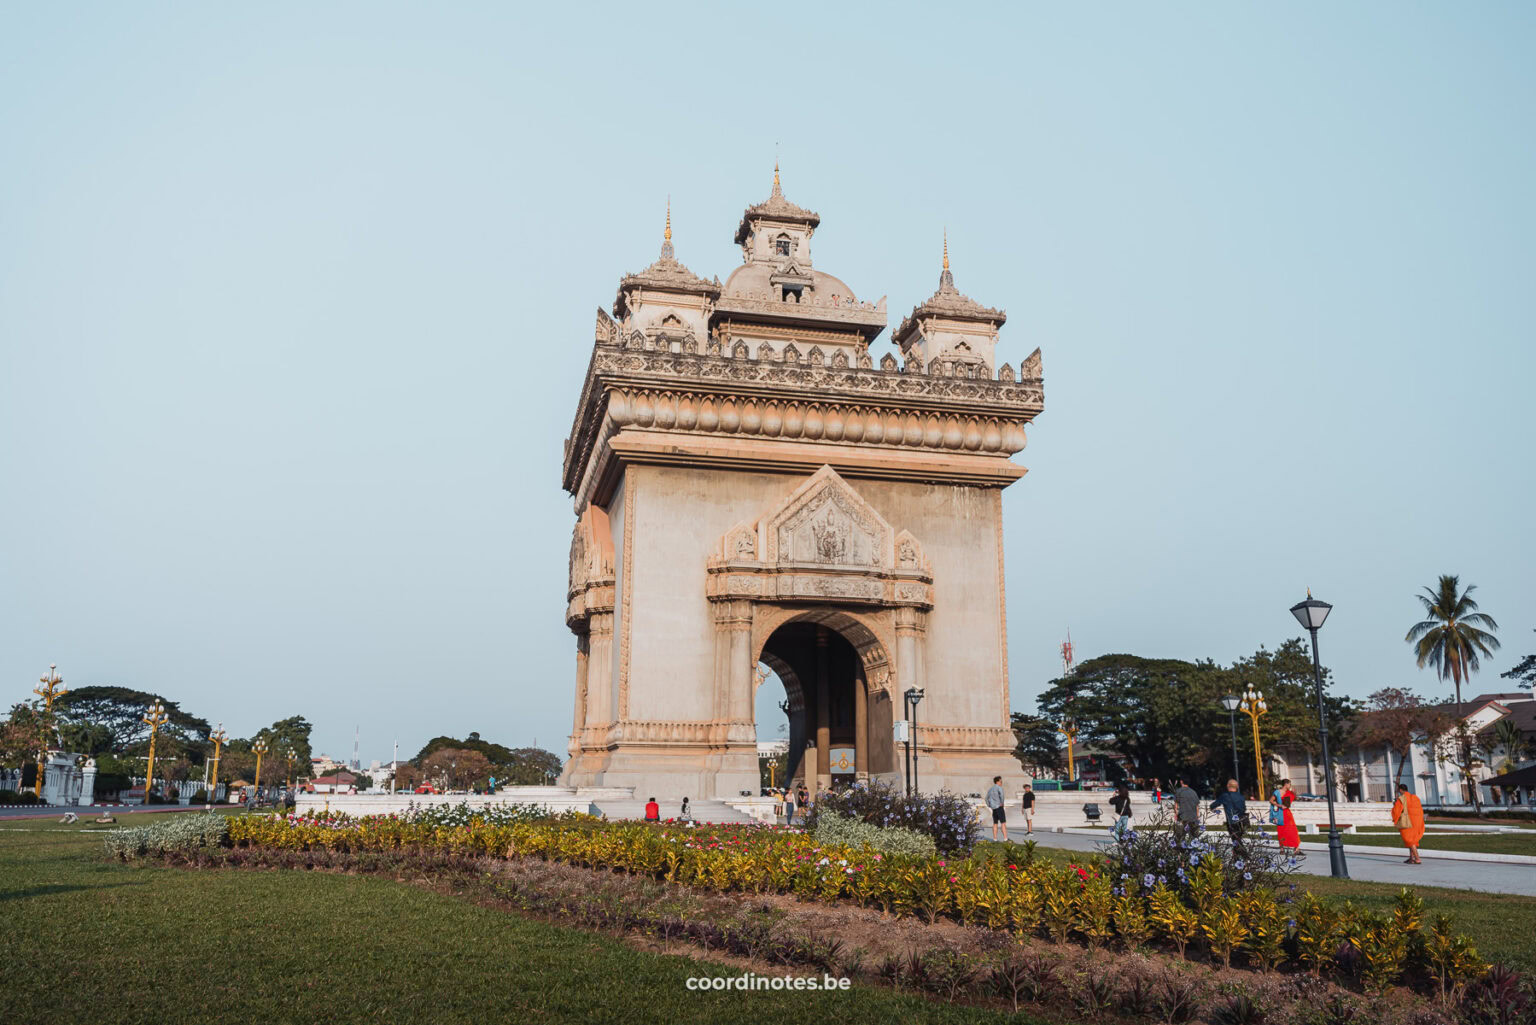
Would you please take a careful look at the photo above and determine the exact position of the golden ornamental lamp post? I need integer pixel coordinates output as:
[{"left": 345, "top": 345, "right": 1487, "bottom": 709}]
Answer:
[
  {"left": 141, "top": 700, "right": 169, "bottom": 805},
  {"left": 32, "top": 664, "right": 68, "bottom": 798},
  {"left": 1059, "top": 718, "right": 1078, "bottom": 782},
  {"left": 1240, "top": 686, "right": 1269, "bottom": 799},
  {"left": 207, "top": 724, "right": 227, "bottom": 809},
  {"left": 282, "top": 746, "right": 295, "bottom": 790},
  {"left": 252, "top": 738, "right": 268, "bottom": 804}
]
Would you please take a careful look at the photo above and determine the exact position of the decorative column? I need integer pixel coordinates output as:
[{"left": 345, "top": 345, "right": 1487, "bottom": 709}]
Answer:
[
  {"left": 568, "top": 631, "right": 590, "bottom": 759},
  {"left": 815, "top": 627, "right": 831, "bottom": 789},
  {"left": 854, "top": 666, "right": 868, "bottom": 777},
  {"left": 583, "top": 612, "right": 615, "bottom": 747}
]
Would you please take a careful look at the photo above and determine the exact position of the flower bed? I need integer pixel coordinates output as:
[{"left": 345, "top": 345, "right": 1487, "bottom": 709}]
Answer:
[{"left": 202, "top": 809, "right": 1492, "bottom": 998}]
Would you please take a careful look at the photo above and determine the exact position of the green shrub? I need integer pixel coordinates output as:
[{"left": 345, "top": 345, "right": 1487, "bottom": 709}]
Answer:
[
  {"left": 104, "top": 814, "right": 230, "bottom": 859},
  {"left": 813, "top": 812, "right": 937, "bottom": 859},
  {"left": 0, "top": 789, "right": 42, "bottom": 805},
  {"left": 810, "top": 779, "right": 979, "bottom": 855},
  {"left": 190, "top": 789, "right": 209, "bottom": 804}
]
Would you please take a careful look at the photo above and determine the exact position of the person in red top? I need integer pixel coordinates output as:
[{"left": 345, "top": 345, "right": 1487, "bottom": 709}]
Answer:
[
  {"left": 1276, "top": 794, "right": 1301, "bottom": 850},
  {"left": 644, "top": 797, "right": 660, "bottom": 822}
]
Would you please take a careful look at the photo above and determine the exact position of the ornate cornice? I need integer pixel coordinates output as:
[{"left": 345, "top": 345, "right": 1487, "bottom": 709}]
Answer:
[{"left": 562, "top": 341, "right": 1044, "bottom": 500}]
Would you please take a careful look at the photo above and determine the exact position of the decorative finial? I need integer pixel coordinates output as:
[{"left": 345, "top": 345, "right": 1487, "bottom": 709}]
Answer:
[
  {"left": 659, "top": 197, "right": 674, "bottom": 260},
  {"left": 942, "top": 229, "right": 949, "bottom": 271},
  {"left": 1307, "top": 587, "right": 1312, "bottom": 599},
  {"left": 939, "top": 229, "right": 954, "bottom": 290},
  {"left": 771, "top": 159, "right": 782, "bottom": 198}
]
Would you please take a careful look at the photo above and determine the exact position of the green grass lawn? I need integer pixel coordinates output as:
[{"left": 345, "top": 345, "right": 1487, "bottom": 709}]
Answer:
[
  {"left": 1297, "top": 831, "right": 1536, "bottom": 855},
  {"left": 0, "top": 816, "right": 1033, "bottom": 1025}
]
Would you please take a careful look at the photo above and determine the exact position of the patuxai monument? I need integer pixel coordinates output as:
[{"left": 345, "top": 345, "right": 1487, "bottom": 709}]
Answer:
[{"left": 560, "top": 168, "right": 1045, "bottom": 799}]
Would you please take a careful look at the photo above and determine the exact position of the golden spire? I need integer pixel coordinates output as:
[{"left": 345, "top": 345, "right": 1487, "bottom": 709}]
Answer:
[
  {"left": 774, "top": 160, "right": 780, "bottom": 190},
  {"left": 659, "top": 197, "right": 674, "bottom": 259},
  {"left": 942, "top": 229, "right": 949, "bottom": 271}
]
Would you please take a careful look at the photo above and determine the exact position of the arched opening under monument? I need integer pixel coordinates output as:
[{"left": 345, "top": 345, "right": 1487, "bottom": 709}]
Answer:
[{"left": 756, "top": 613, "right": 896, "bottom": 789}]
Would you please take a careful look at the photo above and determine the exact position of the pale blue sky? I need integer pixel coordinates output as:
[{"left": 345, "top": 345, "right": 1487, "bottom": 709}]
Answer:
[{"left": 3, "top": 4, "right": 1532, "bottom": 764}]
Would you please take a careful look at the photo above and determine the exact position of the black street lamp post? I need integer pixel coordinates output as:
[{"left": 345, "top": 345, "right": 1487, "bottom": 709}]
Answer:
[
  {"left": 904, "top": 687, "right": 924, "bottom": 796},
  {"left": 1290, "top": 594, "right": 1348, "bottom": 879},
  {"left": 1220, "top": 695, "right": 1242, "bottom": 792}
]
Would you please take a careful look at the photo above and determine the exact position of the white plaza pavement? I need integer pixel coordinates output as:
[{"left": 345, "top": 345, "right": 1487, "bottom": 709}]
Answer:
[{"left": 1007, "top": 827, "right": 1536, "bottom": 897}]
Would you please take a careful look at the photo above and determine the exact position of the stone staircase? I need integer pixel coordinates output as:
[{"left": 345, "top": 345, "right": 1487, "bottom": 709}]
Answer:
[{"left": 588, "top": 797, "right": 759, "bottom": 825}]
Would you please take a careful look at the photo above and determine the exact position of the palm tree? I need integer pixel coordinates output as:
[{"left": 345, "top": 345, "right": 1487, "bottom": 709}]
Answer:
[
  {"left": 1490, "top": 717, "right": 1529, "bottom": 773},
  {"left": 1405, "top": 575, "right": 1500, "bottom": 813}
]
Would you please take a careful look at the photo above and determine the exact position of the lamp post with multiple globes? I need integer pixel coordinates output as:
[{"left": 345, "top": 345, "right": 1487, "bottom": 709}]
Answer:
[
  {"left": 252, "top": 738, "right": 268, "bottom": 805},
  {"left": 1240, "top": 686, "right": 1270, "bottom": 800},
  {"left": 32, "top": 665, "right": 68, "bottom": 798},
  {"left": 207, "top": 724, "right": 227, "bottom": 810},
  {"left": 141, "top": 701, "right": 169, "bottom": 805}
]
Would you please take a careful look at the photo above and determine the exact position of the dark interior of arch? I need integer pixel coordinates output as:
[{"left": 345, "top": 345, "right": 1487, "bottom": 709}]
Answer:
[{"left": 759, "top": 619, "right": 895, "bottom": 787}]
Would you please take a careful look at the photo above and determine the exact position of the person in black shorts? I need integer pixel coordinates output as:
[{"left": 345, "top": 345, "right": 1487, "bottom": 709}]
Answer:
[
  {"left": 985, "top": 776, "right": 1007, "bottom": 840},
  {"left": 1020, "top": 783, "right": 1036, "bottom": 834}
]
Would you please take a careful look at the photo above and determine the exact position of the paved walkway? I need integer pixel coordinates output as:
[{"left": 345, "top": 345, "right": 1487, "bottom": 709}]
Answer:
[
  {"left": 1007, "top": 827, "right": 1536, "bottom": 896},
  {"left": 0, "top": 804, "right": 203, "bottom": 821}
]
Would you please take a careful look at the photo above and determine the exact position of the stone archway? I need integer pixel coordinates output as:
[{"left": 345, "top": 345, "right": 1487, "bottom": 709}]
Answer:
[{"left": 756, "top": 610, "right": 897, "bottom": 789}]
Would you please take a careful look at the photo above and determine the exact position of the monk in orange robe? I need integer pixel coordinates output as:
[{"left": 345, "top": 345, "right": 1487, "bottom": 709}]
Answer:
[{"left": 1392, "top": 783, "right": 1425, "bottom": 864}]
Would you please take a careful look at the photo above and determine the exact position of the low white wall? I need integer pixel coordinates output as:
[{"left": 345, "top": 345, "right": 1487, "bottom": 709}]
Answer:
[
  {"left": 1005, "top": 792, "right": 1394, "bottom": 829},
  {"left": 295, "top": 786, "right": 634, "bottom": 818}
]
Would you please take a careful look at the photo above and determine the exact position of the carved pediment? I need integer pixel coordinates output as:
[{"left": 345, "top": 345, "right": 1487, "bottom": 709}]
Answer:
[
  {"left": 706, "top": 466, "right": 933, "bottom": 609},
  {"left": 764, "top": 466, "right": 892, "bottom": 568}
]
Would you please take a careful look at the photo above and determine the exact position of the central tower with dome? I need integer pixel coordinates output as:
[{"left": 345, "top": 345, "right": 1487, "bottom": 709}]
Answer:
[{"left": 559, "top": 169, "right": 1045, "bottom": 799}]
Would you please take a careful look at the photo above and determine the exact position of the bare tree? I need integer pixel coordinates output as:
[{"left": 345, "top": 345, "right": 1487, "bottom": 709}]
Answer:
[{"left": 1350, "top": 688, "right": 1453, "bottom": 787}]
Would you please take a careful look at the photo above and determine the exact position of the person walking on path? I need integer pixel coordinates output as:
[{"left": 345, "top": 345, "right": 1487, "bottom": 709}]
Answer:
[
  {"left": 986, "top": 776, "right": 1008, "bottom": 840},
  {"left": 1172, "top": 778, "right": 1200, "bottom": 839},
  {"left": 1211, "top": 779, "right": 1248, "bottom": 853},
  {"left": 1276, "top": 793, "right": 1301, "bottom": 850},
  {"left": 1109, "top": 783, "right": 1133, "bottom": 838},
  {"left": 1020, "top": 783, "right": 1036, "bottom": 834},
  {"left": 1393, "top": 783, "right": 1425, "bottom": 864}
]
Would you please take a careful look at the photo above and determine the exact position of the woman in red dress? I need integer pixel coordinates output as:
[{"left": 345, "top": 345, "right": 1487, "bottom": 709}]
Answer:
[{"left": 1276, "top": 794, "right": 1301, "bottom": 850}]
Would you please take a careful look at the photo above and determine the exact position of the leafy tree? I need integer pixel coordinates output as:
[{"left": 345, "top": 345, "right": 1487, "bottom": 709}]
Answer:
[
  {"left": 1009, "top": 712, "right": 1061, "bottom": 775},
  {"left": 251, "top": 716, "right": 314, "bottom": 783},
  {"left": 1037, "top": 654, "right": 1229, "bottom": 788},
  {"left": 411, "top": 734, "right": 561, "bottom": 785},
  {"left": 1349, "top": 688, "right": 1452, "bottom": 786},
  {"left": 1035, "top": 643, "right": 1351, "bottom": 794},
  {"left": 422, "top": 748, "right": 492, "bottom": 790},
  {"left": 497, "top": 747, "right": 563, "bottom": 785},
  {"left": 1, "top": 703, "right": 43, "bottom": 769},
  {"left": 1405, "top": 575, "right": 1500, "bottom": 812},
  {"left": 1501, "top": 630, "right": 1535, "bottom": 691},
  {"left": 53, "top": 686, "right": 210, "bottom": 751},
  {"left": 1486, "top": 717, "right": 1530, "bottom": 775}
]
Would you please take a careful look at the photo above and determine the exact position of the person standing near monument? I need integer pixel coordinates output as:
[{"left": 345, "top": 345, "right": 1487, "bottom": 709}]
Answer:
[
  {"left": 1393, "top": 783, "right": 1425, "bottom": 865},
  {"left": 1210, "top": 779, "right": 1248, "bottom": 853},
  {"left": 1172, "top": 778, "right": 1199, "bottom": 838},
  {"left": 1020, "top": 783, "right": 1035, "bottom": 834},
  {"left": 1276, "top": 793, "right": 1301, "bottom": 851},
  {"left": 1109, "top": 783, "right": 1133, "bottom": 837},
  {"left": 985, "top": 776, "right": 1007, "bottom": 840}
]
